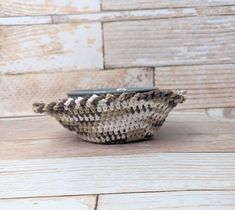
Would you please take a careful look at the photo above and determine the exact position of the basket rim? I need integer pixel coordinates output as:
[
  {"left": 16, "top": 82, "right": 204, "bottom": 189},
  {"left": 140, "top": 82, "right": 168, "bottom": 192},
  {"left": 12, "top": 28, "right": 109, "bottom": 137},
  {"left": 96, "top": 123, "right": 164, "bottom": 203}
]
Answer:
[
  {"left": 67, "top": 87, "right": 156, "bottom": 97},
  {"left": 33, "top": 88, "right": 186, "bottom": 114}
]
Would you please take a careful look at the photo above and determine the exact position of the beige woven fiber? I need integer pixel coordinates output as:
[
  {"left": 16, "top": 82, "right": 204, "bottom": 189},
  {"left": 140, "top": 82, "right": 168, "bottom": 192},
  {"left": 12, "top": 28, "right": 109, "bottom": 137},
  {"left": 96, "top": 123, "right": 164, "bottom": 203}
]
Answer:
[{"left": 33, "top": 88, "right": 186, "bottom": 144}]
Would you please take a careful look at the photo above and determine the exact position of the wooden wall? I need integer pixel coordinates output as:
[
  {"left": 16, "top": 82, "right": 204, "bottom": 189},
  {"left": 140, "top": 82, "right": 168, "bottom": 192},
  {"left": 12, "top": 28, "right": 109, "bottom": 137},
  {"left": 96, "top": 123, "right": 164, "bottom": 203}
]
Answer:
[{"left": 1, "top": 0, "right": 235, "bottom": 116}]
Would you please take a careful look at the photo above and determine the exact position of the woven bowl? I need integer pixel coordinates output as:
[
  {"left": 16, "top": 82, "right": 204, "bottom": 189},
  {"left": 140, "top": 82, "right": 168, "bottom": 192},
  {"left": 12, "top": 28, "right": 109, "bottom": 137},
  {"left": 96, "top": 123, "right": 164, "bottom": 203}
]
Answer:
[{"left": 33, "top": 87, "right": 186, "bottom": 144}]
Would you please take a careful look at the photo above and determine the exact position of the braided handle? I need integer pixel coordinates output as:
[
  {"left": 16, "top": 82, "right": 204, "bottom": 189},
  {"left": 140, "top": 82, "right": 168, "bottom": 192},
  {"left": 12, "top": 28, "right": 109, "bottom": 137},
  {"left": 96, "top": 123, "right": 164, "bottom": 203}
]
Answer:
[
  {"left": 172, "top": 90, "right": 187, "bottom": 104},
  {"left": 32, "top": 102, "right": 46, "bottom": 113},
  {"left": 32, "top": 100, "right": 65, "bottom": 114}
]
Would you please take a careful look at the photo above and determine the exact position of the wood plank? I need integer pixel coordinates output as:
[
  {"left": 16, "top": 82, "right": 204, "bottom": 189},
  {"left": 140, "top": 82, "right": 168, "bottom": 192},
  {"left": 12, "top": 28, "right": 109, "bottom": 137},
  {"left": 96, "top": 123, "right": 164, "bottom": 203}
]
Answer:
[
  {"left": 98, "top": 191, "right": 235, "bottom": 210},
  {"left": 1, "top": 130, "right": 235, "bottom": 160},
  {"left": 0, "top": 110, "right": 235, "bottom": 160},
  {"left": 206, "top": 108, "right": 235, "bottom": 121},
  {"left": 0, "top": 153, "right": 235, "bottom": 198},
  {"left": 155, "top": 64, "right": 235, "bottom": 109},
  {"left": 0, "top": 68, "right": 152, "bottom": 117},
  {"left": 0, "top": 23, "right": 103, "bottom": 74},
  {"left": 102, "top": 0, "right": 235, "bottom": 10},
  {"left": 0, "top": 195, "right": 96, "bottom": 210},
  {"left": 0, "top": 0, "right": 100, "bottom": 16},
  {"left": 2, "top": 6, "right": 234, "bottom": 25},
  {"left": 53, "top": 6, "right": 235, "bottom": 24},
  {"left": 104, "top": 16, "right": 235, "bottom": 68},
  {"left": 53, "top": 8, "right": 198, "bottom": 24},
  {"left": 0, "top": 16, "right": 52, "bottom": 25},
  {"left": 167, "top": 109, "right": 233, "bottom": 122}
]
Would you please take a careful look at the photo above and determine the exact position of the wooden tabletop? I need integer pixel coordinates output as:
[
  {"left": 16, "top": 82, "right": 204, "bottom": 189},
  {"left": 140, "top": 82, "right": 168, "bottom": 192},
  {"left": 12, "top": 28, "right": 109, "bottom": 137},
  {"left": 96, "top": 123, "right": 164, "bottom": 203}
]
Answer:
[{"left": 1, "top": 109, "right": 235, "bottom": 210}]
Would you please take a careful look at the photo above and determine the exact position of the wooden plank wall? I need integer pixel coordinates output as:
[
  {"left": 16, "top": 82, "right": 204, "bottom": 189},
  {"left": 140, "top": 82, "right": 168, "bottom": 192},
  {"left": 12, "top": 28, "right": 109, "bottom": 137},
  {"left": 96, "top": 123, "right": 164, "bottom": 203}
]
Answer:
[
  {"left": 1, "top": 0, "right": 235, "bottom": 116},
  {"left": 0, "top": 68, "right": 152, "bottom": 116}
]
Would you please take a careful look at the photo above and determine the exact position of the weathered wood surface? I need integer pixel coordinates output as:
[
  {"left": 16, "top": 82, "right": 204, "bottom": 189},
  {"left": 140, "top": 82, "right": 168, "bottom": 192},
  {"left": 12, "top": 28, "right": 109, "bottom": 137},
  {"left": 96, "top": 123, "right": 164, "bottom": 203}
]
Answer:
[
  {"left": 0, "top": 196, "right": 96, "bottom": 210},
  {"left": 0, "top": 68, "right": 152, "bottom": 117},
  {"left": 0, "top": 109, "right": 234, "bottom": 160},
  {"left": 102, "top": 0, "right": 235, "bottom": 10},
  {"left": 1, "top": 1, "right": 235, "bottom": 207},
  {"left": 0, "top": 153, "right": 235, "bottom": 198},
  {"left": 0, "top": 23, "right": 103, "bottom": 74},
  {"left": 1, "top": 0, "right": 235, "bottom": 17},
  {"left": 206, "top": 108, "right": 235, "bottom": 122},
  {"left": 155, "top": 64, "right": 235, "bottom": 109},
  {"left": 168, "top": 108, "right": 235, "bottom": 122},
  {"left": 0, "top": 0, "right": 100, "bottom": 16},
  {"left": 1, "top": 6, "right": 234, "bottom": 25},
  {"left": 53, "top": 6, "right": 235, "bottom": 24},
  {"left": 98, "top": 191, "right": 235, "bottom": 210},
  {"left": 53, "top": 8, "right": 197, "bottom": 24},
  {"left": 104, "top": 16, "right": 235, "bottom": 68},
  {"left": 0, "top": 16, "right": 52, "bottom": 25}
]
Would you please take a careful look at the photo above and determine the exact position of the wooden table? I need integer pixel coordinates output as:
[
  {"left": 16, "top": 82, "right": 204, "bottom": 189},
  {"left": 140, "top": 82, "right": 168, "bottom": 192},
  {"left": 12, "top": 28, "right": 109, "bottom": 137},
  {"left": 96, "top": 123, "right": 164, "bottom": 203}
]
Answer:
[{"left": 1, "top": 110, "right": 235, "bottom": 210}]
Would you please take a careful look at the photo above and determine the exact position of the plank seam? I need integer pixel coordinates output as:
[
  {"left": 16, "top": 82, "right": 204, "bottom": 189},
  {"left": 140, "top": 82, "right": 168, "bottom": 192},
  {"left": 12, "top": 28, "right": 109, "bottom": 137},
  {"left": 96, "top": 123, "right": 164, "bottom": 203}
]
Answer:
[
  {"left": 153, "top": 67, "right": 156, "bottom": 87},
  {"left": 1, "top": 189, "right": 235, "bottom": 201},
  {"left": 51, "top": 15, "right": 54, "bottom": 24},
  {"left": 101, "top": 22, "right": 105, "bottom": 69},
  {"left": 94, "top": 195, "right": 99, "bottom": 210},
  {"left": 105, "top": 62, "right": 235, "bottom": 70},
  {"left": 97, "top": 189, "right": 235, "bottom": 196},
  {"left": 0, "top": 67, "right": 150, "bottom": 76},
  {"left": 100, "top": 0, "right": 104, "bottom": 11},
  {"left": 101, "top": 5, "right": 235, "bottom": 12}
]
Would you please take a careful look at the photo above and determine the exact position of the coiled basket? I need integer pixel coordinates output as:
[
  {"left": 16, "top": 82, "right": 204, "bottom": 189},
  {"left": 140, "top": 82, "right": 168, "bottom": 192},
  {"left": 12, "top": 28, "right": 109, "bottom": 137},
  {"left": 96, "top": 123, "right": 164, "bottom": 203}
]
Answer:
[{"left": 33, "top": 87, "right": 186, "bottom": 144}]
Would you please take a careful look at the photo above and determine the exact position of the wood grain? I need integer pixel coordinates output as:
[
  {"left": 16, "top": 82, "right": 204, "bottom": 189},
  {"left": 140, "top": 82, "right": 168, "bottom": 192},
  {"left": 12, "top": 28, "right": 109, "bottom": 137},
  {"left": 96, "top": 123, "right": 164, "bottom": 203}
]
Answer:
[
  {"left": 0, "top": 153, "right": 235, "bottom": 198},
  {"left": 206, "top": 108, "right": 235, "bottom": 121},
  {"left": 0, "top": 195, "right": 96, "bottom": 210},
  {"left": 53, "top": 6, "right": 235, "bottom": 24},
  {"left": 102, "top": 0, "right": 235, "bottom": 10},
  {"left": 53, "top": 8, "right": 198, "bottom": 24},
  {"left": 0, "top": 16, "right": 52, "bottom": 25},
  {"left": 0, "top": 0, "right": 100, "bottom": 16},
  {"left": 104, "top": 16, "right": 235, "bottom": 68},
  {"left": 0, "top": 110, "right": 235, "bottom": 160},
  {"left": 1, "top": 6, "right": 234, "bottom": 25},
  {"left": 98, "top": 191, "right": 235, "bottom": 210},
  {"left": 0, "top": 68, "right": 153, "bottom": 117},
  {"left": 155, "top": 64, "right": 235, "bottom": 109},
  {"left": 0, "top": 23, "right": 103, "bottom": 74}
]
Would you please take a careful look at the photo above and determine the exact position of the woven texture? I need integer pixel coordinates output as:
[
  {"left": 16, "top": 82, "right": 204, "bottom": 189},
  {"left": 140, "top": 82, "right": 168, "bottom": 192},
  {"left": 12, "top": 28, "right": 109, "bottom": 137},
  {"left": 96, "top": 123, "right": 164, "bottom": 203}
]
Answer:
[{"left": 33, "top": 88, "right": 186, "bottom": 144}]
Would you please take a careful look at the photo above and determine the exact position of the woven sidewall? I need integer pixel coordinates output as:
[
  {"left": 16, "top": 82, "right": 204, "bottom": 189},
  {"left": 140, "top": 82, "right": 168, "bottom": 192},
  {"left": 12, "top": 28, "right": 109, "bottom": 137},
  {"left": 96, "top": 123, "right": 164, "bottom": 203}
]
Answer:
[{"left": 33, "top": 89, "right": 186, "bottom": 144}]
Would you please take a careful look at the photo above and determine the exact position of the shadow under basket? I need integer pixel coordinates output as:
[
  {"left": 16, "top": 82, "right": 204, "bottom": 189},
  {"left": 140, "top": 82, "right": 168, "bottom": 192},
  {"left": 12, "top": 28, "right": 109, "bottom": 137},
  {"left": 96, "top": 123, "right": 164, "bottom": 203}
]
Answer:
[{"left": 33, "top": 87, "right": 186, "bottom": 144}]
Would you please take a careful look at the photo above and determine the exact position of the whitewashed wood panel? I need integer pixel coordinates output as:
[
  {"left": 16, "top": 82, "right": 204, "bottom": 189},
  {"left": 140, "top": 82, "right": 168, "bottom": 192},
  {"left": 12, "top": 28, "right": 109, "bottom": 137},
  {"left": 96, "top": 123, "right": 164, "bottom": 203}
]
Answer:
[
  {"left": 155, "top": 64, "right": 235, "bottom": 109},
  {"left": 0, "top": 23, "right": 103, "bottom": 73},
  {"left": 53, "top": 6, "right": 235, "bottom": 24},
  {"left": 0, "top": 68, "right": 153, "bottom": 117},
  {"left": 104, "top": 16, "right": 235, "bottom": 68},
  {"left": 206, "top": 108, "right": 235, "bottom": 122},
  {"left": 98, "top": 191, "right": 235, "bottom": 210},
  {"left": 0, "top": 153, "right": 235, "bottom": 198},
  {"left": 168, "top": 109, "right": 230, "bottom": 122},
  {"left": 53, "top": 8, "right": 198, "bottom": 24},
  {"left": 0, "top": 16, "right": 52, "bottom": 25},
  {"left": 0, "top": 195, "right": 96, "bottom": 210},
  {"left": 0, "top": 0, "right": 100, "bottom": 16},
  {"left": 102, "top": 0, "right": 235, "bottom": 10},
  {"left": 1, "top": 6, "right": 234, "bottom": 25},
  {"left": 0, "top": 113, "right": 235, "bottom": 160}
]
